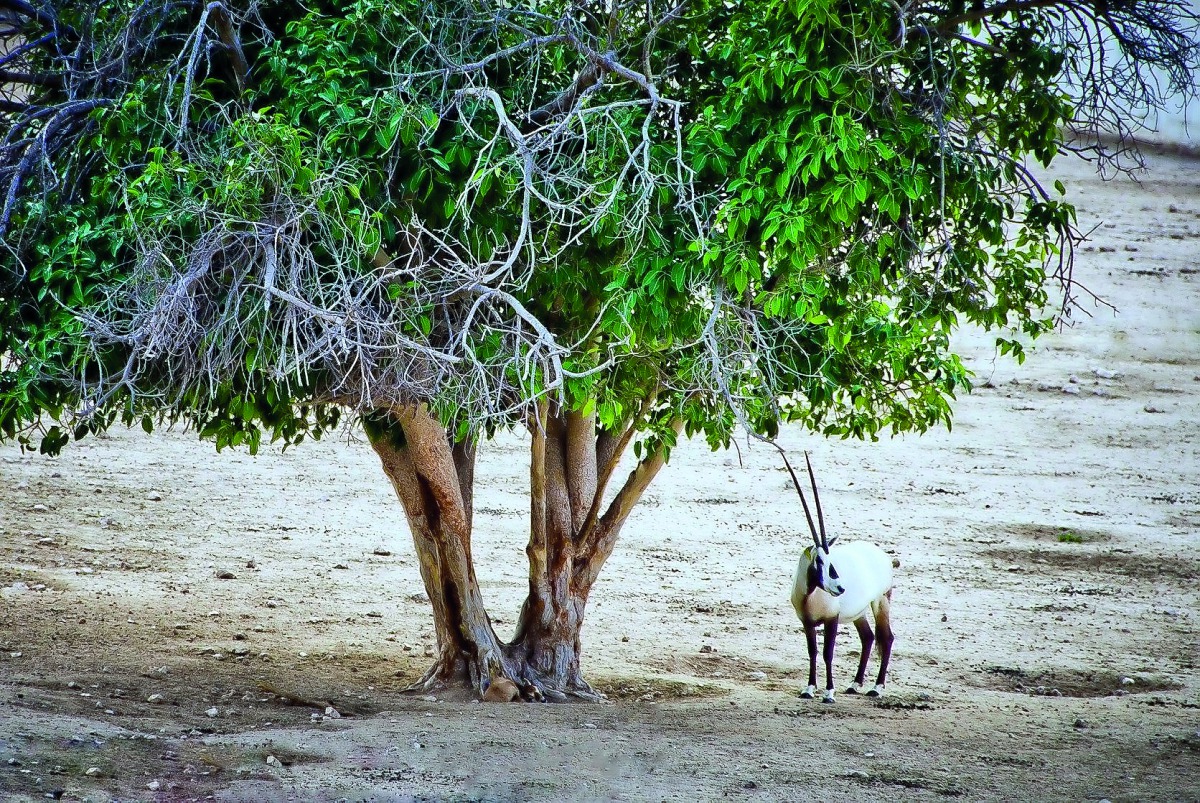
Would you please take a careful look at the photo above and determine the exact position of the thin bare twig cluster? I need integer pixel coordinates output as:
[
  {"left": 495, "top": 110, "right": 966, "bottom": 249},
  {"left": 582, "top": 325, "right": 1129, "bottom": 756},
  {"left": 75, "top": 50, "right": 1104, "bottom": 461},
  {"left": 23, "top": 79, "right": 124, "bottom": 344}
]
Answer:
[{"left": 72, "top": 1, "right": 710, "bottom": 427}]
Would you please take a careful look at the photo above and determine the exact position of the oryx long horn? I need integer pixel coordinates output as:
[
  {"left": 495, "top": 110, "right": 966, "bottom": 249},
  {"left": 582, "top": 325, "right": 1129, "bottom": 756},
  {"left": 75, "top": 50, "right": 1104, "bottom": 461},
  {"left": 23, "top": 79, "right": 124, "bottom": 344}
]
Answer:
[
  {"left": 803, "top": 451, "right": 829, "bottom": 550},
  {"left": 779, "top": 449, "right": 821, "bottom": 548}
]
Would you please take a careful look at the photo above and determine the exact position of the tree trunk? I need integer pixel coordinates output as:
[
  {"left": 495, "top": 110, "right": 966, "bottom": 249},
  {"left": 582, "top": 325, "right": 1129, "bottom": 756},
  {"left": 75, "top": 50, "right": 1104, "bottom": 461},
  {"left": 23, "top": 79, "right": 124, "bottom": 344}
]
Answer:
[{"left": 369, "top": 401, "right": 681, "bottom": 701}]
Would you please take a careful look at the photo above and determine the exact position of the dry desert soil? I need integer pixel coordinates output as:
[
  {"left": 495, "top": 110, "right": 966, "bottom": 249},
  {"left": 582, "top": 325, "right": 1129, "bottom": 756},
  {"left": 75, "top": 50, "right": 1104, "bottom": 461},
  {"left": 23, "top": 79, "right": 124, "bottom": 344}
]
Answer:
[{"left": 1, "top": 154, "right": 1199, "bottom": 802}]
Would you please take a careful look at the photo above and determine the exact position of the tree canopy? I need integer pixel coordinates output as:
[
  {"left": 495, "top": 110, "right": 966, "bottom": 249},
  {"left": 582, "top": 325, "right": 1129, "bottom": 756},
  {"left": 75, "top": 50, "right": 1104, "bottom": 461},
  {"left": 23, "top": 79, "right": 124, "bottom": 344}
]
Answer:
[
  {"left": 2, "top": 0, "right": 1193, "bottom": 453},
  {"left": 1, "top": 0, "right": 1197, "bottom": 696}
]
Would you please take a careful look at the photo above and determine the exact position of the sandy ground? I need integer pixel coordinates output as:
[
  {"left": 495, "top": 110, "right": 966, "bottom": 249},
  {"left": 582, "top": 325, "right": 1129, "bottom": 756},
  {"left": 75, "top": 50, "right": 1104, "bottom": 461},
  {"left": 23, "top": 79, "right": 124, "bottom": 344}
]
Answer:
[{"left": 1, "top": 153, "right": 1199, "bottom": 803}]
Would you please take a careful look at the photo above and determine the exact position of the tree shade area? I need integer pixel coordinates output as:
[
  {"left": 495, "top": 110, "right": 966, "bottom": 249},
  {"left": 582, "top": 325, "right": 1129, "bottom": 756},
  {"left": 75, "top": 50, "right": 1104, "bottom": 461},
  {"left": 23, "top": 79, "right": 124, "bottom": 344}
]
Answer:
[{"left": 1, "top": 0, "right": 1196, "bottom": 697}]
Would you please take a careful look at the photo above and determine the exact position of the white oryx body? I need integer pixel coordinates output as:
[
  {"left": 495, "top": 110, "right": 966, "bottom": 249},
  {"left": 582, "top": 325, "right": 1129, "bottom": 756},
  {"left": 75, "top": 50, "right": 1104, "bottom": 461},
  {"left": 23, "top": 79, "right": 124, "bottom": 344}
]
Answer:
[
  {"left": 780, "top": 453, "right": 897, "bottom": 703},
  {"left": 791, "top": 542, "right": 893, "bottom": 623}
]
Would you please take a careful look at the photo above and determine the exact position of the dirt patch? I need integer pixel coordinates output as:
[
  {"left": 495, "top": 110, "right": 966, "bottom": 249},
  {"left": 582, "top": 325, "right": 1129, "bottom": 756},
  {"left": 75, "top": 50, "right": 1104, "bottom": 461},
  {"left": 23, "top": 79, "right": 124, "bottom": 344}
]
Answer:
[
  {"left": 591, "top": 675, "right": 729, "bottom": 701},
  {"left": 1006, "top": 524, "right": 1114, "bottom": 544},
  {"left": 983, "top": 546, "right": 1200, "bottom": 581},
  {"left": 972, "top": 665, "right": 1183, "bottom": 698}
]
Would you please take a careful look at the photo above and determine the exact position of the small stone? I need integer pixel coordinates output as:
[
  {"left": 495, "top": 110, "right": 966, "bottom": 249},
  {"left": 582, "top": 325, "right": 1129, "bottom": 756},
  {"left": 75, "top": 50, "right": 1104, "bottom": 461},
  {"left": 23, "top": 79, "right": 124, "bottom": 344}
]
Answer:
[
  {"left": 1068, "top": 375, "right": 1080, "bottom": 384},
  {"left": 372, "top": 547, "right": 392, "bottom": 556},
  {"left": 420, "top": 695, "right": 437, "bottom": 703},
  {"left": 747, "top": 671, "right": 767, "bottom": 681},
  {"left": 1093, "top": 367, "right": 1118, "bottom": 379},
  {"left": 333, "top": 563, "right": 349, "bottom": 570},
  {"left": 84, "top": 767, "right": 102, "bottom": 777},
  {"left": 1143, "top": 405, "right": 1165, "bottom": 414},
  {"left": 211, "top": 653, "right": 226, "bottom": 661},
  {"left": 581, "top": 722, "right": 597, "bottom": 729},
  {"left": 917, "top": 692, "right": 933, "bottom": 702},
  {"left": 147, "top": 693, "right": 165, "bottom": 704},
  {"left": 146, "top": 492, "right": 163, "bottom": 502},
  {"left": 1168, "top": 204, "right": 1182, "bottom": 213},
  {"left": 621, "top": 635, "right": 629, "bottom": 642},
  {"left": 205, "top": 707, "right": 219, "bottom": 718},
  {"left": 324, "top": 706, "right": 341, "bottom": 719},
  {"left": 32, "top": 504, "right": 49, "bottom": 513},
  {"left": 67, "top": 681, "right": 78, "bottom": 689},
  {"left": 6, "top": 758, "right": 18, "bottom": 766},
  {"left": 847, "top": 770, "right": 869, "bottom": 780},
  {"left": 147, "top": 781, "right": 160, "bottom": 791},
  {"left": 216, "top": 570, "right": 236, "bottom": 580},
  {"left": 941, "top": 614, "right": 948, "bottom": 622},
  {"left": 265, "top": 755, "right": 281, "bottom": 767},
  {"left": 699, "top": 644, "right": 716, "bottom": 654},
  {"left": 310, "top": 712, "right": 321, "bottom": 721},
  {"left": 1061, "top": 385, "right": 1080, "bottom": 395},
  {"left": 1074, "top": 718, "right": 1089, "bottom": 728},
  {"left": 1120, "top": 676, "right": 1135, "bottom": 685}
]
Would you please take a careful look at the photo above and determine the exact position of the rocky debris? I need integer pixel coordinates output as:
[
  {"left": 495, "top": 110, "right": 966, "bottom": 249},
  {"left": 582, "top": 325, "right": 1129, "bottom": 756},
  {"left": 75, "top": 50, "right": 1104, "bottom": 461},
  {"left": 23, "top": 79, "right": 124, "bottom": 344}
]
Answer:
[
  {"left": 266, "top": 755, "right": 282, "bottom": 768},
  {"left": 747, "top": 671, "right": 767, "bottom": 682},
  {"left": 146, "top": 492, "right": 163, "bottom": 502},
  {"left": 333, "top": 563, "right": 349, "bottom": 570},
  {"left": 1061, "top": 385, "right": 1080, "bottom": 395},
  {"left": 372, "top": 547, "right": 392, "bottom": 556},
  {"left": 205, "top": 707, "right": 219, "bottom": 718},
  {"left": 1074, "top": 718, "right": 1089, "bottom": 729},
  {"left": 1143, "top": 405, "right": 1166, "bottom": 414},
  {"left": 699, "top": 644, "right": 716, "bottom": 654},
  {"left": 147, "top": 780, "right": 161, "bottom": 791},
  {"left": 1093, "top": 367, "right": 1119, "bottom": 379},
  {"left": 84, "top": 767, "right": 102, "bottom": 777},
  {"left": 216, "top": 570, "right": 237, "bottom": 580},
  {"left": 1120, "top": 676, "right": 1136, "bottom": 686},
  {"left": 324, "top": 706, "right": 342, "bottom": 719},
  {"left": 31, "top": 504, "right": 48, "bottom": 513},
  {"left": 231, "top": 645, "right": 250, "bottom": 656},
  {"left": 147, "top": 693, "right": 165, "bottom": 704}
]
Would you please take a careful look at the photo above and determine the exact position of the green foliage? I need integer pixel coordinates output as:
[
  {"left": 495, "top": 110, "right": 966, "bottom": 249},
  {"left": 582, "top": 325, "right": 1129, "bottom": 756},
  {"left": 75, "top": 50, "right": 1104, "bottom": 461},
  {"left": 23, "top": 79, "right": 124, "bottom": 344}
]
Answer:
[{"left": 2, "top": 0, "right": 1195, "bottom": 455}]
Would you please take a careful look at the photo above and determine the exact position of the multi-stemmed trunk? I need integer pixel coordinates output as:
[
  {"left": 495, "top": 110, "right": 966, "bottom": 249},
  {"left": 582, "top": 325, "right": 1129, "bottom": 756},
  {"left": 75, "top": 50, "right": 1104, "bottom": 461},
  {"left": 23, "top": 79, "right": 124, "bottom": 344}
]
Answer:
[{"left": 369, "top": 401, "right": 678, "bottom": 701}]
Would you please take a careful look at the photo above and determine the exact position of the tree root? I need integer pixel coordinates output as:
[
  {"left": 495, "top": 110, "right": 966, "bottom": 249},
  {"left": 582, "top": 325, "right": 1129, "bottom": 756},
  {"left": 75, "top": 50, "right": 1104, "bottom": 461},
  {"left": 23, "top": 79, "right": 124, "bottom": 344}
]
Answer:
[{"left": 400, "top": 651, "right": 607, "bottom": 703}]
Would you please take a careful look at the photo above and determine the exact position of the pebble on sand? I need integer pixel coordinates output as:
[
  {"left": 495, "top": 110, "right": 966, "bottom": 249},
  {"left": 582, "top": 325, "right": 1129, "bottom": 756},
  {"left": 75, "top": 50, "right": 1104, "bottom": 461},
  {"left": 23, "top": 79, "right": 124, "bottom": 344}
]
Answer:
[{"left": 205, "top": 707, "right": 219, "bottom": 718}]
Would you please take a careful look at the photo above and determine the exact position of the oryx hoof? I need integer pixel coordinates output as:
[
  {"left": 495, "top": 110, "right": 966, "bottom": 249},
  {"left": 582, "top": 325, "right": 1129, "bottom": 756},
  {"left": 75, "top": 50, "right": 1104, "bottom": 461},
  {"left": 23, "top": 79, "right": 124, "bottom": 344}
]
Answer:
[
  {"left": 821, "top": 690, "right": 835, "bottom": 704},
  {"left": 800, "top": 685, "right": 816, "bottom": 699},
  {"left": 866, "top": 685, "right": 884, "bottom": 698},
  {"left": 845, "top": 683, "right": 862, "bottom": 695}
]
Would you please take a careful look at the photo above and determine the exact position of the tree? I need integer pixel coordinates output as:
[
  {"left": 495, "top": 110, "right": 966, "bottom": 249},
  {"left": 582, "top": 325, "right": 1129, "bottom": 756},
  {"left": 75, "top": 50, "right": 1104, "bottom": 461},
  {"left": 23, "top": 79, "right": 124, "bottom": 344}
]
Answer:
[{"left": 1, "top": 0, "right": 1196, "bottom": 699}]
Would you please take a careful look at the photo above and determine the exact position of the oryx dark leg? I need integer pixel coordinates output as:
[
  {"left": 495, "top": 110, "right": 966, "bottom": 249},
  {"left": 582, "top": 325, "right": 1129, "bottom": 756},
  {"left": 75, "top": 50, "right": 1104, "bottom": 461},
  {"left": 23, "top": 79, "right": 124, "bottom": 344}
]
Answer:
[
  {"left": 847, "top": 616, "right": 874, "bottom": 694},
  {"left": 801, "top": 618, "right": 818, "bottom": 699},
  {"left": 868, "top": 592, "right": 894, "bottom": 696},
  {"left": 821, "top": 618, "right": 838, "bottom": 704}
]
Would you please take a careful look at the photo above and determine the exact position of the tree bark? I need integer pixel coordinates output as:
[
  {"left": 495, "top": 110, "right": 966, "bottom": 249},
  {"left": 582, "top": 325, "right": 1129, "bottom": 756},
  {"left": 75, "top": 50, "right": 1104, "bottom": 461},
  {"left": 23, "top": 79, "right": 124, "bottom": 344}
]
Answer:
[{"left": 369, "top": 400, "right": 677, "bottom": 701}]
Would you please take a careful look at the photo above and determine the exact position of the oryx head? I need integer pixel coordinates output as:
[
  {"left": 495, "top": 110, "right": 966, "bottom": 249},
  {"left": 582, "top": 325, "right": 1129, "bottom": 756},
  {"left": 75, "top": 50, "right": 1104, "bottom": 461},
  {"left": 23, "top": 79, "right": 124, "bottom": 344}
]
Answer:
[{"left": 787, "top": 452, "right": 844, "bottom": 597}]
